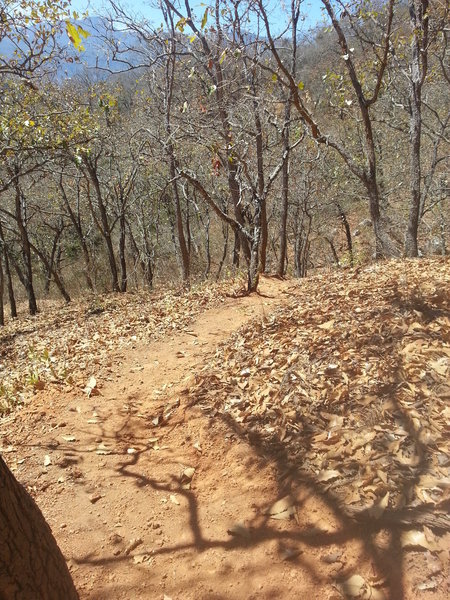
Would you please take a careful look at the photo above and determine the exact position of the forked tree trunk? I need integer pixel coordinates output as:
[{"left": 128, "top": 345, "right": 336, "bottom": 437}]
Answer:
[
  {"left": 58, "top": 177, "right": 94, "bottom": 292},
  {"left": 29, "top": 242, "right": 71, "bottom": 304},
  {"left": 0, "top": 456, "right": 79, "bottom": 600}
]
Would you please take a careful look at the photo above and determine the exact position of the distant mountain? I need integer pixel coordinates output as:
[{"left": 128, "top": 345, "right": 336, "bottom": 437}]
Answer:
[
  {"left": 63, "top": 17, "right": 145, "bottom": 77},
  {"left": 0, "top": 16, "right": 145, "bottom": 80}
]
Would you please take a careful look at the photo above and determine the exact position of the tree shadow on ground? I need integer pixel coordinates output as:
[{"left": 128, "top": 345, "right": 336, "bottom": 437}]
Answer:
[{"left": 72, "top": 276, "right": 448, "bottom": 599}]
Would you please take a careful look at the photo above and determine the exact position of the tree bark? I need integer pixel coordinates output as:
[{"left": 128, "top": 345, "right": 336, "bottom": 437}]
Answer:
[
  {"left": 253, "top": 97, "right": 267, "bottom": 272},
  {"left": 163, "top": 17, "right": 190, "bottom": 286},
  {"left": 13, "top": 174, "right": 38, "bottom": 315},
  {"left": 216, "top": 222, "right": 229, "bottom": 280},
  {"left": 84, "top": 159, "right": 120, "bottom": 292},
  {"left": 0, "top": 221, "right": 17, "bottom": 318},
  {"left": 405, "top": 0, "right": 429, "bottom": 257},
  {"left": 29, "top": 242, "right": 71, "bottom": 304},
  {"left": 336, "top": 203, "right": 353, "bottom": 266},
  {"left": 43, "top": 227, "right": 63, "bottom": 295},
  {"left": 0, "top": 252, "right": 4, "bottom": 326},
  {"left": 58, "top": 176, "right": 94, "bottom": 291},
  {"left": 118, "top": 212, "right": 127, "bottom": 292},
  {"left": 127, "top": 221, "right": 154, "bottom": 289},
  {"left": 278, "top": 98, "right": 291, "bottom": 277},
  {"left": 0, "top": 456, "right": 79, "bottom": 600}
]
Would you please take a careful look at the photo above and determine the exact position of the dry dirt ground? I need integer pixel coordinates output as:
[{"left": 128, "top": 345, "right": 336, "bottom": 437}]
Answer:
[{"left": 1, "top": 264, "right": 449, "bottom": 600}]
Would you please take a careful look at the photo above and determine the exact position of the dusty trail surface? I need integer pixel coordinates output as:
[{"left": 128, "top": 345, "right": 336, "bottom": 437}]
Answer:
[
  {"left": 4, "top": 277, "right": 304, "bottom": 599},
  {"left": 1, "top": 263, "right": 449, "bottom": 600}
]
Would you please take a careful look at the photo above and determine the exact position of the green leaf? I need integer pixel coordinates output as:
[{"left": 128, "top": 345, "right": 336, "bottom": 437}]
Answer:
[
  {"left": 272, "top": 73, "right": 278, "bottom": 82},
  {"left": 219, "top": 50, "right": 227, "bottom": 64},
  {"left": 298, "top": 81, "right": 304, "bottom": 90}
]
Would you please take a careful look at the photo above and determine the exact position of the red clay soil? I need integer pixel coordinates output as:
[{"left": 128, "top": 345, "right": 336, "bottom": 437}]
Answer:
[{"left": 1, "top": 267, "right": 448, "bottom": 600}]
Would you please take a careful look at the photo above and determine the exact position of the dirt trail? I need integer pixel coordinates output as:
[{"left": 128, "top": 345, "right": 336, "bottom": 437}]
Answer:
[
  {"left": 3, "top": 271, "right": 447, "bottom": 600},
  {"left": 5, "top": 277, "right": 320, "bottom": 599}
]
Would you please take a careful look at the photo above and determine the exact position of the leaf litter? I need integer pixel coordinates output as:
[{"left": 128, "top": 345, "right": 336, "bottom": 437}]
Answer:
[
  {"left": 0, "top": 278, "right": 241, "bottom": 413},
  {"left": 185, "top": 258, "right": 449, "bottom": 591},
  {"left": 1, "top": 258, "right": 449, "bottom": 598}
]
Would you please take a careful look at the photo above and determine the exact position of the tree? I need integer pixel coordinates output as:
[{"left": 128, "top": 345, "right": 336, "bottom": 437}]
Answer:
[
  {"left": 0, "top": 2, "right": 82, "bottom": 596},
  {"left": 0, "top": 456, "right": 79, "bottom": 600},
  {"left": 254, "top": 0, "right": 400, "bottom": 258}
]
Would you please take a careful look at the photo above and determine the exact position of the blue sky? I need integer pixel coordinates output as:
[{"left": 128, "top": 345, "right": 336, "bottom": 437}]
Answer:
[{"left": 70, "top": 0, "right": 325, "bottom": 30}]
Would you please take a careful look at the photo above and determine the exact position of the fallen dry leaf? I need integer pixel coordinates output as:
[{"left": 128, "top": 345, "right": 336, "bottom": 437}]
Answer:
[
  {"left": 338, "top": 574, "right": 385, "bottom": 599},
  {"left": 318, "top": 469, "right": 341, "bottom": 483},
  {"left": 367, "top": 492, "right": 390, "bottom": 519},
  {"left": 84, "top": 376, "right": 99, "bottom": 397},
  {"left": 265, "top": 495, "right": 296, "bottom": 520},
  {"left": 401, "top": 529, "right": 439, "bottom": 552}
]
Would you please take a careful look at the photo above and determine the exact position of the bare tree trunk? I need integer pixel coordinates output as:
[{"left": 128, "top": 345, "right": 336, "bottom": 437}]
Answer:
[
  {"left": 437, "top": 188, "right": 447, "bottom": 256},
  {"left": 232, "top": 230, "right": 240, "bottom": 268},
  {"left": 4, "top": 251, "right": 17, "bottom": 318},
  {"left": 29, "top": 242, "right": 71, "bottom": 304},
  {"left": 58, "top": 176, "right": 94, "bottom": 291},
  {"left": 127, "top": 221, "right": 154, "bottom": 289},
  {"left": 43, "top": 226, "right": 63, "bottom": 295},
  {"left": 0, "top": 456, "right": 79, "bottom": 600},
  {"left": 278, "top": 98, "right": 291, "bottom": 277},
  {"left": 326, "top": 237, "right": 340, "bottom": 266},
  {"left": 13, "top": 175, "right": 38, "bottom": 315},
  {"left": 336, "top": 203, "right": 353, "bottom": 266},
  {"left": 405, "top": 0, "right": 429, "bottom": 257},
  {"left": 202, "top": 207, "right": 211, "bottom": 279},
  {"left": 216, "top": 222, "right": 229, "bottom": 280},
  {"left": 252, "top": 98, "right": 267, "bottom": 272},
  {"left": 278, "top": 1, "right": 299, "bottom": 276},
  {"left": 247, "top": 205, "right": 261, "bottom": 293},
  {"left": 0, "top": 253, "right": 4, "bottom": 326},
  {"left": 248, "top": 233, "right": 261, "bottom": 292},
  {"left": 83, "top": 159, "right": 120, "bottom": 292},
  {"left": 163, "top": 14, "right": 190, "bottom": 286},
  {"left": 0, "top": 221, "right": 17, "bottom": 318},
  {"left": 118, "top": 212, "right": 127, "bottom": 292},
  {"left": 294, "top": 205, "right": 311, "bottom": 278},
  {"left": 171, "top": 173, "right": 190, "bottom": 285}
]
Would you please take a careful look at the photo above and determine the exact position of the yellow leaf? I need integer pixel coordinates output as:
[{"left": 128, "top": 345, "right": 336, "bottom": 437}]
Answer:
[
  {"left": 66, "top": 21, "right": 90, "bottom": 52},
  {"left": 201, "top": 8, "right": 208, "bottom": 29}
]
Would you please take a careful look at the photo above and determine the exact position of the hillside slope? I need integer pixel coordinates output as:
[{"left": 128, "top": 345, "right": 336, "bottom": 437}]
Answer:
[{"left": 0, "top": 259, "right": 448, "bottom": 600}]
